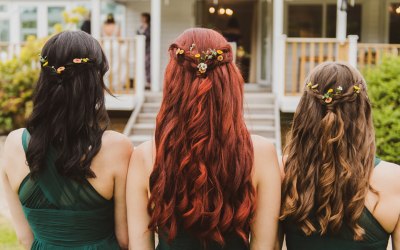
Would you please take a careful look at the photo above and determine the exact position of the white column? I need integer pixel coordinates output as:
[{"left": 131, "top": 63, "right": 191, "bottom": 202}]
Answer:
[
  {"left": 272, "top": 0, "right": 284, "bottom": 97},
  {"left": 9, "top": 3, "right": 20, "bottom": 43},
  {"left": 37, "top": 5, "right": 48, "bottom": 38},
  {"left": 135, "top": 35, "right": 146, "bottom": 100},
  {"left": 336, "top": 0, "right": 347, "bottom": 42},
  {"left": 91, "top": 0, "right": 101, "bottom": 39},
  {"left": 347, "top": 35, "right": 358, "bottom": 68},
  {"left": 151, "top": 0, "right": 161, "bottom": 92}
]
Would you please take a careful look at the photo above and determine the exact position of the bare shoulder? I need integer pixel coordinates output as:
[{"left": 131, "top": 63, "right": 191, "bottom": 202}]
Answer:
[
  {"left": 251, "top": 134, "right": 276, "bottom": 157},
  {"left": 2, "top": 129, "right": 25, "bottom": 166},
  {"left": 3, "top": 128, "right": 25, "bottom": 152},
  {"left": 102, "top": 130, "right": 133, "bottom": 156},
  {"left": 131, "top": 140, "right": 154, "bottom": 176},
  {"left": 250, "top": 135, "right": 280, "bottom": 185},
  {"left": 372, "top": 160, "right": 400, "bottom": 194}
]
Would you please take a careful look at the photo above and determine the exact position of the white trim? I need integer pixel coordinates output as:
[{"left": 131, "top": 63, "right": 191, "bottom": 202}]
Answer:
[
  {"left": 91, "top": 0, "right": 101, "bottom": 38},
  {"left": 105, "top": 93, "right": 138, "bottom": 111},
  {"left": 37, "top": 5, "right": 48, "bottom": 38},
  {"left": 151, "top": 0, "right": 161, "bottom": 92},
  {"left": 336, "top": 0, "right": 347, "bottom": 41}
]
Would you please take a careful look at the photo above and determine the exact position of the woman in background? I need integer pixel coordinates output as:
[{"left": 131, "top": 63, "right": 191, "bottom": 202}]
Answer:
[
  {"left": 281, "top": 62, "right": 400, "bottom": 250},
  {"left": 1, "top": 31, "right": 132, "bottom": 249},
  {"left": 137, "top": 13, "right": 151, "bottom": 89},
  {"left": 126, "top": 28, "right": 281, "bottom": 250}
]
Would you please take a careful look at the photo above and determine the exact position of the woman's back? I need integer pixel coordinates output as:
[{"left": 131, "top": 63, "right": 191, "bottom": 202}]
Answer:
[
  {"left": 280, "top": 62, "right": 400, "bottom": 250},
  {"left": 284, "top": 159, "right": 395, "bottom": 250},
  {"left": 1, "top": 31, "right": 132, "bottom": 249},
  {"left": 128, "top": 135, "right": 280, "bottom": 250},
  {"left": 126, "top": 28, "right": 281, "bottom": 250}
]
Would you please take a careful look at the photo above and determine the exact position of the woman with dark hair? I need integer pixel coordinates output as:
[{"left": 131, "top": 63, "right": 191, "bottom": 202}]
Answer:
[
  {"left": 280, "top": 62, "right": 400, "bottom": 250},
  {"left": 1, "top": 31, "right": 132, "bottom": 249},
  {"left": 126, "top": 28, "right": 281, "bottom": 250}
]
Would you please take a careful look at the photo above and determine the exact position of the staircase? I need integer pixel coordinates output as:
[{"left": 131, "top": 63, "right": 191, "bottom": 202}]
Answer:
[{"left": 124, "top": 90, "right": 281, "bottom": 153}]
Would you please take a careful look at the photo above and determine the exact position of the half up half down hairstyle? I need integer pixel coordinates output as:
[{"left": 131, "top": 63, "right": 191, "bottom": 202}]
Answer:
[
  {"left": 26, "top": 31, "right": 110, "bottom": 181},
  {"left": 281, "top": 62, "right": 376, "bottom": 240},
  {"left": 148, "top": 28, "right": 255, "bottom": 247}
]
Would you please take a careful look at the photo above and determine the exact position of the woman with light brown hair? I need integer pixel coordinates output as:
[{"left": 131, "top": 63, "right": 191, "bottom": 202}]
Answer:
[{"left": 280, "top": 62, "right": 400, "bottom": 250}]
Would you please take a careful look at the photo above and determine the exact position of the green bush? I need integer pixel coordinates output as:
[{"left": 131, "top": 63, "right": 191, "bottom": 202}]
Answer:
[
  {"left": 364, "top": 56, "right": 400, "bottom": 164},
  {"left": 0, "top": 36, "right": 45, "bottom": 134}
]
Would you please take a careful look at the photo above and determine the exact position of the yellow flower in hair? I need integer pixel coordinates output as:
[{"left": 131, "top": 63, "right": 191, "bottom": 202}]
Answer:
[
  {"left": 311, "top": 84, "right": 319, "bottom": 89},
  {"left": 354, "top": 85, "right": 361, "bottom": 93},
  {"left": 82, "top": 58, "right": 89, "bottom": 62},
  {"left": 195, "top": 53, "right": 201, "bottom": 58},
  {"left": 217, "top": 55, "right": 223, "bottom": 61},
  {"left": 306, "top": 82, "right": 312, "bottom": 88},
  {"left": 179, "top": 49, "right": 185, "bottom": 55},
  {"left": 56, "top": 66, "right": 65, "bottom": 74},
  {"left": 43, "top": 61, "right": 49, "bottom": 67},
  {"left": 217, "top": 50, "right": 223, "bottom": 55},
  {"left": 328, "top": 89, "right": 334, "bottom": 93}
]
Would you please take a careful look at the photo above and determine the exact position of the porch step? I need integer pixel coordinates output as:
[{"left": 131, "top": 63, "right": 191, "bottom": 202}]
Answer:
[
  {"left": 126, "top": 91, "right": 280, "bottom": 150},
  {"left": 244, "top": 104, "right": 275, "bottom": 115},
  {"left": 142, "top": 102, "right": 161, "bottom": 113}
]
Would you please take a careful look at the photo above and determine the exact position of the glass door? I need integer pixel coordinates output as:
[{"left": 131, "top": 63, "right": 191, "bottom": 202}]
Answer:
[{"left": 257, "top": 0, "right": 272, "bottom": 85}]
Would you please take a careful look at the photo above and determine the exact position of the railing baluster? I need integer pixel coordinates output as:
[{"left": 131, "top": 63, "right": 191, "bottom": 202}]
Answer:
[
  {"left": 318, "top": 42, "right": 324, "bottom": 63},
  {"left": 327, "top": 42, "right": 333, "bottom": 61},
  {"left": 299, "top": 42, "right": 306, "bottom": 94},
  {"left": 309, "top": 42, "right": 315, "bottom": 70},
  {"left": 291, "top": 42, "right": 298, "bottom": 95}
]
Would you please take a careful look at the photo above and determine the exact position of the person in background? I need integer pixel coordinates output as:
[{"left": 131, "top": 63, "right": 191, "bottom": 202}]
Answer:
[
  {"left": 81, "top": 12, "right": 91, "bottom": 34},
  {"left": 0, "top": 31, "right": 132, "bottom": 249},
  {"left": 102, "top": 13, "right": 120, "bottom": 38},
  {"left": 126, "top": 28, "right": 281, "bottom": 250},
  {"left": 137, "top": 13, "right": 151, "bottom": 89},
  {"left": 280, "top": 62, "right": 400, "bottom": 250}
]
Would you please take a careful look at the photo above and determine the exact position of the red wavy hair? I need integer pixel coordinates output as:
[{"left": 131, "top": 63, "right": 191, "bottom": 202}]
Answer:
[{"left": 148, "top": 28, "right": 255, "bottom": 246}]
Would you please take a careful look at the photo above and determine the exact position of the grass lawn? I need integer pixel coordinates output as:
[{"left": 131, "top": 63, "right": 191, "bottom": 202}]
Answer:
[{"left": 0, "top": 216, "right": 23, "bottom": 250}]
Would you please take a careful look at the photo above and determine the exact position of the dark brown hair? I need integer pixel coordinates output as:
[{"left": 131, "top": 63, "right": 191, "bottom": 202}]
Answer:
[{"left": 281, "top": 62, "right": 375, "bottom": 240}]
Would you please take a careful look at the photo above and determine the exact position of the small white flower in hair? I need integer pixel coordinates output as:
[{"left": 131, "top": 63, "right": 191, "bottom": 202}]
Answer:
[{"left": 197, "top": 62, "right": 208, "bottom": 74}]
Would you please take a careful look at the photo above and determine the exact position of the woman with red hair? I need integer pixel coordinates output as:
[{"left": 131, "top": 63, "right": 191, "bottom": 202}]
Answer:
[{"left": 126, "top": 28, "right": 281, "bottom": 249}]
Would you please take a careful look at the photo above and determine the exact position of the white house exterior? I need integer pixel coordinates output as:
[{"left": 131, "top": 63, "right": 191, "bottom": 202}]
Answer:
[{"left": 1, "top": 0, "right": 400, "bottom": 113}]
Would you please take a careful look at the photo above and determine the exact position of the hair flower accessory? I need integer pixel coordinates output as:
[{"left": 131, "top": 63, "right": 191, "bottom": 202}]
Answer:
[
  {"left": 39, "top": 54, "right": 91, "bottom": 77},
  {"left": 197, "top": 62, "right": 208, "bottom": 74},
  {"left": 217, "top": 50, "right": 223, "bottom": 55},
  {"left": 217, "top": 55, "right": 224, "bottom": 61},
  {"left": 176, "top": 48, "right": 185, "bottom": 55},
  {"left": 353, "top": 85, "right": 361, "bottom": 93},
  {"left": 56, "top": 66, "right": 65, "bottom": 74}
]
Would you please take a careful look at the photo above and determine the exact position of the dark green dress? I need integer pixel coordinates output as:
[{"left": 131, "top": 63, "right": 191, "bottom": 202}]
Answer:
[
  {"left": 156, "top": 230, "right": 248, "bottom": 250},
  {"left": 19, "top": 129, "right": 120, "bottom": 249},
  {"left": 283, "top": 158, "right": 390, "bottom": 250}
]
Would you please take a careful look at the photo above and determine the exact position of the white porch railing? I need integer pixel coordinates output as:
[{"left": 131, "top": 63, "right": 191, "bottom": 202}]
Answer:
[
  {"left": 357, "top": 43, "right": 400, "bottom": 69},
  {"left": 283, "top": 37, "right": 353, "bottom": 96},
  {"left": 0, "top": 36, "right": 146, "bottom": 98}
]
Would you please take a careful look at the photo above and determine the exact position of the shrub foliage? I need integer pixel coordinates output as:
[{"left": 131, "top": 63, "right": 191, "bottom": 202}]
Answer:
[{"left": 365, "top": 56, "right": 400, "bottom": 164}]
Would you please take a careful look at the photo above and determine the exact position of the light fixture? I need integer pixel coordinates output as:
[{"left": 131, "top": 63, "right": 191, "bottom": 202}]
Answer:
[
  {"left": 218, "top": 8, "right": 225, "bottom": 15},
  {"left": 226, "top": 8, "right": 233, "bottom": 16},
  {"left": 340, "top": 0, "right": 348, "bottom": 12},
  {"left": 209, "top": 7, "right": 215, "bottom": 14},
  {"left": 396, "top": 6, "right": 400, "bottom": 14}
]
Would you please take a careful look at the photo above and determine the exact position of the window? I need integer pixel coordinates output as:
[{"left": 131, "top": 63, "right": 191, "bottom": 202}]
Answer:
[
  {"left": 326, "top": 4, "right": 362, "bottom": 40},
  {"left": 48, "top": 7, "right": 65, "bottom": 35},
  {"left": 0, "top": 19, "right": 9, "bottom": 41},
  {"left": 20, "top": 7, "right": 37, "bottom": 41},
  {"left": 389, "top": 3, "right": 400, "bottom": 43},
  {"left": 0, "top": 5, "right": 7, "bottom": 12},
  {"left": 288, "top": 5, "right": 323, "bottom": 37},
  {"left": 287, "top": 3, "right": 362, "bottom": 40}
]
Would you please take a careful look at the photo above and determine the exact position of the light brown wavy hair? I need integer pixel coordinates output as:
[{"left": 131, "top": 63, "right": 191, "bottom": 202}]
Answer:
[{"left": 281, "top": 62, "right": 375, "bottom": 240}]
